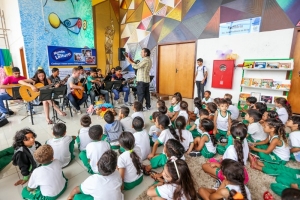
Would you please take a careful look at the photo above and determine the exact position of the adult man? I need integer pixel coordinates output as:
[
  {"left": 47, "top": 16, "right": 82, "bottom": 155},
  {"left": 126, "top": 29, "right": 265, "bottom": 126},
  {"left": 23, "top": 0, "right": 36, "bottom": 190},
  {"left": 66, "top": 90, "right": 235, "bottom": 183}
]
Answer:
[
  {"left": 86, "top": 68, "right": 109, "bottom": 104},
  {"left": 0, "top": 67, "right": 31, "bottom": 115},
  {"left": 67, "top": 67, "right": 88, "bottom": 114},
  {"left": 48, "top": 68, "right": 61, "bottom": 85},
  {"left": 195, "top": 58, "right": 207, "bottom": 99},
  {"left": 111, "top": 66, "right": 130, "bottom": 106},
  {"left": 78, "top": 66, "right": 86, "bottom": 80},
  {"left": 126, "top": 48, "right": 152, "bottom": 110}
]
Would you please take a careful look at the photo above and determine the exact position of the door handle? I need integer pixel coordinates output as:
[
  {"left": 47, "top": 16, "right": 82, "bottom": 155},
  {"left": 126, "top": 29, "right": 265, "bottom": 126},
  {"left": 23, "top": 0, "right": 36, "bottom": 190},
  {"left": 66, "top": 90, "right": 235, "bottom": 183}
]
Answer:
[{"left": 176, "top": 68, "right": 178, "bottom": 73}]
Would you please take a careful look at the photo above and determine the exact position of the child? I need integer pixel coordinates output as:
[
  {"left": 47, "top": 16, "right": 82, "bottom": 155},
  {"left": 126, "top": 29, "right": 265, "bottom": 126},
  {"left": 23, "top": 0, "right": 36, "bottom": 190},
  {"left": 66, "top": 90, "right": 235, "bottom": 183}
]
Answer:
[
  {"left": 249, "top": 118, "right": 290, "bottom": 173},
  {"left": 188, "top": 109, "right": 209, "bottom": 138},
  {"left": 131, "top": 101, "right": 145, "bottom": 121},
  {"left": 177, "top": 101, "right": 189, "bottom": 123},
  {"left": 21, "top": 145, "right": 67, "bottom": 199},
  {"left": 149, "top": 100, "right": 165, "bottom": 121},
  {"left": 80, "top": 125, "right": 110, "bottom": 174},
  {"left": 68, "top": 150, "right": 123, "bottom": 200},
  {"left": 224, "top": 93, "right": 232, "bottom": 100},
  {"left": 167, "top": 94, "right": 181, "bottom": 120},
  {"left": 46, "top": 123, "right": 75, "bottom": 168},
  {"left": 77, "top": 115, "right": 92, "bottom": 152},
  {"left": 12, "top": 128, "right": 41, "bottom": 186},
  {"left": 274, "top": 97, "right": 292, "bottom": 124},
  {"left": 158, "top": 105, "right": 168, "bottom": 115},
  {"left": 149, "top": 111, "right": 162, "bottom": 146},
  {"left": 213, "top": 97, "right": 220, "bottom": 107},
  {"left": 241, "top": 96, "right": 257, "bottom": 118},
  {"left": 132, "top": 117, "right": 151, "bottom": 160},
  {"left": 188, "top": 118, "right": 217, "bottom": 158},
  {"left": 254, "top": 102, "right": 268, "bottom": 115},
  {"left": 147, "top": 158, "right": 197, "bottom": 200},
  {"left": 202, "top": 90, "right": 212, "bottom": 104},
  {"left": 103, "top": 110, "right": 123, "bottom": 147},
  {"left": 216, "top": 120, "right": 239, "bottom": 155},
  {"left": 282, "top": 188, "right": 300, "bottom": 200},
  {"left": 193, "top": 97, "right": 203, "bottom": 116},
  {"left": 117, "top": 131, "right": 143, "bottom": 190},
  {"left": 198, "top": 159, "right": 251, "bottom": 200},
  {"left": 148, "top": 114, "right": 179, "bottom": 161},
  {"left": 226, "top": 98, "right": 239, "bottom": 120},
  {"left": 287, "top": 116, "right": 300, "bottom": 162},
  {"left": 246, "top": 109, "right": 268, "bottom": 143},
  {"left": 202, "top": 122, "right": 250, "bottom": 185},
  {"left": 214, "top": 99, "right": 231, "bottom": 141},
  {"left": 206, "top": 102, "right": 218, "bottom": 121},
  {"left": 174, "top": 116, "right": 194, "bottom": 152},
  {"left": 119, "top": 106, "right": 135, "bottom": 133}
]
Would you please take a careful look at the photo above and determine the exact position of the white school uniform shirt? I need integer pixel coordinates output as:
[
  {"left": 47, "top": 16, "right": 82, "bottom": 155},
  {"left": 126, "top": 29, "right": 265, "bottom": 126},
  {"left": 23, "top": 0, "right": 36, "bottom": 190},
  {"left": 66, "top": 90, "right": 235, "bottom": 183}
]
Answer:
[
  {"left": 46, "top": 136, "right": 73, "bottom": 167},
  {"left": 176, "top": 129, "right": 193, "bottom": 151},
  {"left": 156, "top": 183, "right": 188, "bottom": 200},
  {"left": 202, "top": 132, "right": 216, "bottom": 154},
  {"left": 226, "top": 184, "right": 252, "bottom": 200},
  {"left": 248, "top": 122, "right": 268, "bottom": 142},
  {"left": 80, "top": 171, "right": 124, "bottom": 200},
  {"left": 78, "top": 127, "right": 92, "bottom": 151},
  {"left": 216, "top": 110, "right": 229, "bottom": 131},
  {"left": 120, "top": 117, "right": 135, "bottom": 133},
  {"left": 178, "top": 110, "right": 189, "bottom": 122},
  {"left": 86, "top": 141, "right": 111, "bottom": 173},
  {"left": 270, "top": 135, "right": 290, "bottom": 161},
  {"left": 173, "top": 103, "right": 180, "bottom": 112},
  {"left": 202, "top": 97, "right": 212, "bottom": 104},
  {"left": 195, "top": 65, "right": 207, "bottom": 81},
  {"left": 289, "top": 131, "right": 300, "bottom": 162},
  {"left": 28, "top": 160, "right": 66, "bottom": 197},
  {"left": 194, "top": 107, "right": 199, "bottom": 115},
  {"left": 228, "top": 105, "right": 239, "bottom": 120},
  {"left": 134, "top": 130, "right": 151, "bottom": 160},
  {"left": 194, "top": 118, "right": 202, "bottom": 134},
  {"left": 131, "top": 111, "right": 145, "bottom": 121},
  {"left": 223, "top": 139, "right": 249, "bottom": 165},
  {"left": 149, "top": 125, "right": 161, "bottom": 136},
  {"left": 158, "top": 129, "right": 175, "bottom": 145},
  {"left": 276, "top": 107, "right": 288, "bottom": 124},
  {"left": 117, "top": 145, "right": 143, "bottom": 183}
]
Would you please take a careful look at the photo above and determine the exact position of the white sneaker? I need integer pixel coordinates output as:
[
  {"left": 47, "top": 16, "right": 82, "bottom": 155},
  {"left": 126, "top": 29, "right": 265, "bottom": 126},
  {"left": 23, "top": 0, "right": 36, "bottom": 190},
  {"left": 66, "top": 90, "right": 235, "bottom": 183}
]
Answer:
[
  {"left": 124, "top": 102, "right": 130, "bottom": 106},
  {"left": 76, "top": 110, "right": 82, "bottom": 115},
  {"left": 113, "top": 100, "right": 118, "bottom": 105}
]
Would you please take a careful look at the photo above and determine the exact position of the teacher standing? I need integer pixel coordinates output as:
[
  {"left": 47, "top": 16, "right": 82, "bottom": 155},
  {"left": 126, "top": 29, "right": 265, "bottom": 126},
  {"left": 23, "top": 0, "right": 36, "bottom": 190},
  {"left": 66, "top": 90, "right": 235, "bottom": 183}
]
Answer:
[{"left": 126, "top": 48, "right": 152, "bottom": 110}]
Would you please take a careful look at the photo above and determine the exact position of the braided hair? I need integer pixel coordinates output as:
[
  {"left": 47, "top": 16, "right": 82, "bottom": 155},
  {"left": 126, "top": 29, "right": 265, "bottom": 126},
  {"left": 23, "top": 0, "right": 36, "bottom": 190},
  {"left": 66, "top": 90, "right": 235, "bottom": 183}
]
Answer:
[
  {"left": 230, "top": 123, "right": 247, "bottom": 166},
  {"left": 265, "top": 118, "right": 288, "bottom": 146},
  {"left": 175, "top": 116, "right": 186, "bottom": 142}
]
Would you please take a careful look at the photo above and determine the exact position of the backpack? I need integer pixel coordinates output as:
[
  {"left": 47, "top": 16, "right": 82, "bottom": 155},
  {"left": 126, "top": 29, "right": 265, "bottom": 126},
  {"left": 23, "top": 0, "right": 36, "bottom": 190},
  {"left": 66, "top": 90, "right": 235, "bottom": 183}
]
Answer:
[{"left": 197, "top": 66, "right": 207, "bottom": 86}]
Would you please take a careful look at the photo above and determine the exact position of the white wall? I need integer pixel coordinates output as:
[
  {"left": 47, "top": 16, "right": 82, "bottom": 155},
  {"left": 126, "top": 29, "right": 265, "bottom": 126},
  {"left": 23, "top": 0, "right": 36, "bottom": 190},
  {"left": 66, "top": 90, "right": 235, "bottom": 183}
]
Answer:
[
  {"left": 196, "top": 28, "right": 294, "bottom": 103},
  {"left": 0, "top": 0, "right": 26, "bottom": 75}
]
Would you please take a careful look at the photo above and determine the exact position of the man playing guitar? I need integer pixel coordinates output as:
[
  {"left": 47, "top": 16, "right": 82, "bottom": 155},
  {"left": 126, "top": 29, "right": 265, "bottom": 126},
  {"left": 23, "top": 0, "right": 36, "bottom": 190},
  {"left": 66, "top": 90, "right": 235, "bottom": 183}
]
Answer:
[
  {"left": 0, "top": 67, "right": 31, "bottom": 115},
  {"left": 86, "top": 68, "right": 110, "bottom": 104},
  {"left": 111, "top": 66, "right": 130, "bottom": 106},
  {"left": 48, "top": 68, "right": 66, "bottom": 85},
  {"left": 67, "top": 67, "right": 88, "bottom": 114}
]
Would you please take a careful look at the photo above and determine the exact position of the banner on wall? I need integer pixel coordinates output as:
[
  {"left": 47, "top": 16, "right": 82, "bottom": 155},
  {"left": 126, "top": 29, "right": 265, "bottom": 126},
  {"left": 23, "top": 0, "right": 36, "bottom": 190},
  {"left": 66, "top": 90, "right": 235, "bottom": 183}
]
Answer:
[
  {"left": 219, "top": 17, "right": 261, "bottom": 37},
  {"left": 47, "top": 46, "right": 97, "bottom": 66}
]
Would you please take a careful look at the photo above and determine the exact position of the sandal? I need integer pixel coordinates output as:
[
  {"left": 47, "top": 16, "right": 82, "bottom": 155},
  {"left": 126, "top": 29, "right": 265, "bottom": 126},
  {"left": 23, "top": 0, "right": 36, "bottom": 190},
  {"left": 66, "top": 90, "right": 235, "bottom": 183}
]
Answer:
[
  {"left": 59, "top": 112, "right": 67, "bottom": 116},
  {"left": 263, "top": 191, "right": 274, "bottom": 200},
  {"left": 46, "top": 119, "right": 53, "bottom": 124}
]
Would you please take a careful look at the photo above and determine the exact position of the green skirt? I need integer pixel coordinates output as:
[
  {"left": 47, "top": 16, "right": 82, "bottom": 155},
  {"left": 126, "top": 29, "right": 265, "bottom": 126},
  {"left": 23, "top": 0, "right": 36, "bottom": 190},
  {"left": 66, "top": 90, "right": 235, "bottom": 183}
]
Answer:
[
  {"left": 150, "top": 153, "right": 168, "bottom": 169},
  {"left": 124, "top": 175, "right": 143, "bottom": 190},
  {"left": 216, "top": 129, "right": 227, "bottom": 140},
  {"left": 259, "top": 152, "right": 287, "bottom": 165},
  {"left": 0, "top": 146, "right": 14, "bottom": 171}
]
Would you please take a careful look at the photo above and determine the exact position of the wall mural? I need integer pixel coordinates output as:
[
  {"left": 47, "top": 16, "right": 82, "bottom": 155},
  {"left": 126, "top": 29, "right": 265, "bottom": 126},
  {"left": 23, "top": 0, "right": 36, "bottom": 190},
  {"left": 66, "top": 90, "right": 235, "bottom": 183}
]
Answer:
[
  {"left": 119, "top": 0, "right": 299, "bottom": 89},
  {"left": 18, "top": 0, "right": 94, "bottom": 77}
]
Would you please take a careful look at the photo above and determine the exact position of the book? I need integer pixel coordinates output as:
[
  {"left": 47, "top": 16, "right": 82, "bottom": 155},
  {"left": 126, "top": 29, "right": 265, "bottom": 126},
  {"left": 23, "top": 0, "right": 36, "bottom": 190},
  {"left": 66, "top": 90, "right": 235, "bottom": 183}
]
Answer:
[
  {"left": 251, "top": 92, "right": 261, "bottom": 101},
  {"left": 261, "top": 79, "right": 273, "bottom": 88},
  {"left": 272, "top": 80, "right": 282, "bottom": 89},
  {"left": 260, "top": 95, "right": 273, "bottom": 104},
  {"left": 279, "top": 63, "right": 291, "bottom": 69},
  {"left": 243, "top": 61, "right": 254, "bottom": 68},
  {"left": 251, "top": 78, "right": 262, "bottom": 87},
  {"left": 239, "top": 93, "right": 251, "bottom": 101},
  {"left": 254, "top": 62, "right": 266, "bottom": 69},
  {"left": 273, "top": 96, "right": 287, "bottom": 104},
  {"left": 266, "top": 62, "right": 279, "bottom": 69},
  {"left": 242, "top": 78, "right": 252, "bottom": 86},
  {"left": 280, "top": 80, "right": 291, "bottom": 90}
]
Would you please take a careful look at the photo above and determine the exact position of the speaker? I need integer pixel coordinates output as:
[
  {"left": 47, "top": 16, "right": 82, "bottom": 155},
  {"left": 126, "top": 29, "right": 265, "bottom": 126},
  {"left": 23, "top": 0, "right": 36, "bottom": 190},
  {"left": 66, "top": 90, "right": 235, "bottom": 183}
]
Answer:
[{"left": 118, "top": 48, "right": 126, "bottom": 61}]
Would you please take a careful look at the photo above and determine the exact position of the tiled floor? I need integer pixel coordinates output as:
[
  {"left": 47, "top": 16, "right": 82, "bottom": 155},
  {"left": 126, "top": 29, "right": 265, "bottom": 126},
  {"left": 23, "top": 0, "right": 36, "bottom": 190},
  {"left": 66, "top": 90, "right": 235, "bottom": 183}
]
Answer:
[{"left": 0, "top": 98, "right": 194, "bottom": 200}]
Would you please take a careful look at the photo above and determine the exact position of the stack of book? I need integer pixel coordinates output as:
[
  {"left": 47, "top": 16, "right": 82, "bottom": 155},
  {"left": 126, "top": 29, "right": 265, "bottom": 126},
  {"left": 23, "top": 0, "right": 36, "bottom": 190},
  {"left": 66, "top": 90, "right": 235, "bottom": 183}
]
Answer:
[
  {"left": 243, "top": 61, "right": 292, "bottom": 69},
  {"left": 241, "top": 78, "right": 290, "bottom": 90}
]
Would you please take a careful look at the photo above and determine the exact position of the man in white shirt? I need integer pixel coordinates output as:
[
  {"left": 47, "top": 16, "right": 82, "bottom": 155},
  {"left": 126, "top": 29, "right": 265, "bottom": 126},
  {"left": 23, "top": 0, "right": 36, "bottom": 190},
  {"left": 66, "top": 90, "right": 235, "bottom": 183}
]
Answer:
[{"left": 194, "top": 58, "right": 207, "bottom": 99}]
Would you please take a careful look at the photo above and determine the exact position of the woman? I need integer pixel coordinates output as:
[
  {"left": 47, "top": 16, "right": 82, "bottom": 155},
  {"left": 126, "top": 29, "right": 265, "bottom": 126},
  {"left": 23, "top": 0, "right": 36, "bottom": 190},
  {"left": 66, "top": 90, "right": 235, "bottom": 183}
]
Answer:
[{"left": 19, "top": 69, "right": 66, "bottom": 124}]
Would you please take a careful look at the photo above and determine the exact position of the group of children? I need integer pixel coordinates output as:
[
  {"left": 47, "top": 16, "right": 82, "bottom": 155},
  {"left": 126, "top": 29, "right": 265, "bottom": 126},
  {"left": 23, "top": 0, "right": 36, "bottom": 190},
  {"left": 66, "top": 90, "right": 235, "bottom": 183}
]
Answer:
[{"left": 10, "top": 91, "right": 300, "bottom": 200}]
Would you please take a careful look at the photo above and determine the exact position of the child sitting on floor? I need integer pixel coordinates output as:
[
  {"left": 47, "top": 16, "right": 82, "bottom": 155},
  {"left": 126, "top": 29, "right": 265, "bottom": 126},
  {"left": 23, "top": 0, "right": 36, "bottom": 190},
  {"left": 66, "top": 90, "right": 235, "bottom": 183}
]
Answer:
[
  {"left": 149, "top": 100, "right": 165, "bottom": 121},
  {"left": 214, "top": 99, "right": 231, "bottom": 142},
  {"left": 176, "top": 101, "right": 189, "bottom": 123},
  {"left": 119, "top": 106, "right": 135, "bottom": 133},
  {"left": 80, "top": 125, "right": 110, "bottom": 174},
  {"left": 174, "top": 116, "right": 193, "bottom": 153},
  {"left": 12, "top": 128, "right": 41, "bottom": 186},
  {"left": 167, "top": 94, "right": 181, "bottom": 120},
  {"left": 147, "top": 158, "right": 197, "bottom": 200},
  {"left": 246, "top": 109, "right": 268, "bottom": 144},
  {"left": 21, "top": 145, "right": 68, "bottom": 200},
  {"left": 198, "top": 159, "right": 251, "bottom": 200},
  {"left": 132, "top": 117, "right": 150, "bottom": 160},
  {"left": 206, "top": 102, "right": 218, "bottom": 121},
  {"left": 216, "top": 120, "right": 239, "bottom": 155},
  {"left": 224, "top": 93, "right": 232, "bottom": 100},
  {"left": 187, "top": 109, "right": 209, "bottom": 138},
  {"left": 117, "top": 131, "right": 143, "bottom": 190},
  {"left": 226, "top": 98, "right": 239, "bottom": 120},
  {"left": 77, "top": 115, "right": 92, "bottom": 152},
  {"left": 193, "top": 97, "right": 203, "bottom": 116},
  {"left": 287, "top": 116, "right": 300, "bottom": 162},
  {"left": 254, "top": 102, "right": 268, "bottom": 115},
  {"left": 274, "top": 97, "right": 292, "bottom": 124},
  {"left": 282, "top": 188, "right": 300, "bottom": 200},
  {"left": 103, "top": 110, "right": 123, "bottom": 147},
  {"left": 149, "top": 111, "right": 162, "bottom": 146},
  {"left": 202, "top": 90, "right": 212, "bottom": 104},
  {"left": 241, "top": 96, "right": 257, "bottom": 118},
  {"left": 131, "top": 101, "right": 144, "bottom": 121},
  {"left": 188, "top": 118, "right": 217, "bottom": 158},
  {"left": 68, "top": 150, "right": 123, "bottom": 200}
]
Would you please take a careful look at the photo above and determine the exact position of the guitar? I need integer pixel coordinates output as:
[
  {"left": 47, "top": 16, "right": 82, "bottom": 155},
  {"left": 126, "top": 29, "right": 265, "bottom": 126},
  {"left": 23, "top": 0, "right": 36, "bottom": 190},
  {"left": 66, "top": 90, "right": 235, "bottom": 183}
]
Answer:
[
  {"left": 5, "top": 84, "right": 21, "bottom": 97},
  {"left": 71, "top": 78, "right": 87, "bottom": 99}
]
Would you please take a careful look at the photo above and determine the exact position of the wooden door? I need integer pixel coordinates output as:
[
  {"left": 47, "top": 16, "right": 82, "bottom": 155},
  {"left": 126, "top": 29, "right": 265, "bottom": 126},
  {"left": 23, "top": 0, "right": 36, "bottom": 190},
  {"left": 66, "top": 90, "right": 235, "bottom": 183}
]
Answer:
[
  {"left": 289, "top": 30, "right": 300, "bottom": 114},
  {"left": 158, "top": 43, "right": 195, "bottom": 98},
  {"left": 20, "top": 47, "right": 28, "bottom": 78}
]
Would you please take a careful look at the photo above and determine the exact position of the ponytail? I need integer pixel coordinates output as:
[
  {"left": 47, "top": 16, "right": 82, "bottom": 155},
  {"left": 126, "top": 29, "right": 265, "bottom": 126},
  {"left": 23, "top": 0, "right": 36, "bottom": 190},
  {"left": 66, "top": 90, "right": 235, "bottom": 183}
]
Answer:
[
  {"left": 230, "top": 123, "right": 247, "bottom": 166},
  {"left": 209, "top": 132, "right": 217, "bottom": 147},
  {"left": 169, "top": 125, "right": 179, "bottom": 141},
  {"left": 175, "top": 116, "right": 186, "bottom": 142},
  {"left": 266, "top": 118, "right": 288, "bottom": 146},
  {"left": 130, "top": 150, "right": 142, "bottom": 176},
  {"left": 275, "top": 97, "right": 292, "bottom": 118},
  {"left": 234, "top": 139, "right": 244, "bottom": 166}
]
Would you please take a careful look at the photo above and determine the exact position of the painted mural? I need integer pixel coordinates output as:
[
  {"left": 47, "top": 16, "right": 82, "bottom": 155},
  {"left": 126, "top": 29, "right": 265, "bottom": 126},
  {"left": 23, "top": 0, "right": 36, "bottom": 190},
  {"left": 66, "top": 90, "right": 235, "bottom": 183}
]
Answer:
[{"left": 18, "top": 0, "right": 94, "bottom": 77}]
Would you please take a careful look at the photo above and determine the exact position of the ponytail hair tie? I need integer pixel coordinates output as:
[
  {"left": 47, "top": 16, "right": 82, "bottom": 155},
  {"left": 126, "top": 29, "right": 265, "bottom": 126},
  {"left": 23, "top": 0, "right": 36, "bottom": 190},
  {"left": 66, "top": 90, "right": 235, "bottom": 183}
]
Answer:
[
  {"left": 208, "top": 130, "right": 213, "bottom": 135},
  {"left": 128, "top": 149, "right": 133, "bottom": 153},
  {"left": 233, "top": 192, "right": 244, "bottom": 199},
  {"left": 235, "top": 136, "right": 240, "bottom": 140},
  {"left": 286, "top": 101, "right": 290, "bottom": 106},
  {"left": 170, "top": 156, "right": 180, "bottom": 179}
]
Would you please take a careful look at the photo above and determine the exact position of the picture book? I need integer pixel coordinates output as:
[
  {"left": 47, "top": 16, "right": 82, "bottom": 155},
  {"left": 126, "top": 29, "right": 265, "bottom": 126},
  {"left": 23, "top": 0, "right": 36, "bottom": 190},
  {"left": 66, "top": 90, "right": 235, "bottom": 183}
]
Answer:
[
  {"left": 266, "top": 62, "right": 279, "bottom": 69},
  {"left": 280, "top": 80, "right": 291, "bottom": 90},
  {"left": 254, "top": 62, "right": 266, "bottom": 69},
  {"left": 279, "top": 63, "right": 291, "bottom": 69},
  {"left": 261, "top": 79, "right": 273, "bottom": 88},
  {"left": 243, "top": 61, "right": 254, "bottom": 68},
  {"left": 261, "top": 95, "right": 273, "bottom": 104},
  {"left": 273, "top": 96, "right": 287, "bottom": 104},
  {"left": 272, "top": 81, "right": 282, "bottom": 89},
  {"left": 251, "top": 92, "right": 261, "bottom": 101},
  {"left": 251, "top": 78, "right": 262, "bottom": 87},
  {"left": 242, "top": 78, "right": 252, "bottom": 86},
  {"left": 239, "top": 93, "right": 251, "bottom": 101}
]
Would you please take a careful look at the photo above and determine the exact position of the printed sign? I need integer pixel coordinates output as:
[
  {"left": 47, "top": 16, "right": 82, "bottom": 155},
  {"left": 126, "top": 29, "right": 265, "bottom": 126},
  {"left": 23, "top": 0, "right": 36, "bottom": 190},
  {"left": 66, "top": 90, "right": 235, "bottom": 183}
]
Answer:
[
  {"left": 219, "top": 17, "right": 261, "bottom": 37},
  {"left": 48, "top": 46, "right": 97, "bottom": 66}
]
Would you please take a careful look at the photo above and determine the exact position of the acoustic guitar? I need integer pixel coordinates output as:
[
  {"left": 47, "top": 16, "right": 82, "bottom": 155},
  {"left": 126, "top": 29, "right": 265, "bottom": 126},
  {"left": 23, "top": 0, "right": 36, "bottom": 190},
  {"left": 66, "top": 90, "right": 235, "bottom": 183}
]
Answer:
[
  {"left": 19, "top": 83, "right": 45, "bottom": 102},
  {"left": 5, "top": 84, "right": 21, "bottom": 97},
  {"left": 72, "top": 78, "right": 87, "bottom": 99}
]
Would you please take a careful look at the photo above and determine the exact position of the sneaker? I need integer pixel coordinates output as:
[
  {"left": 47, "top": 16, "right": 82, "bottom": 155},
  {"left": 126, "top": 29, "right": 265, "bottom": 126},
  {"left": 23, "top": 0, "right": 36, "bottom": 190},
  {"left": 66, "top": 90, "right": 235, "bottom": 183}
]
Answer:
[
  {"left": 219, "top": 136, "right": 228, "bottom": 143},
  {"left": 212, "top": 179, "right": 222, "bottom": 190},
  {"left": 189, "top": 151, "right": 201, "bottom": 157},
  {"left": 76, "top": 110, "right": 82, "bottom": 115},
  {"left": 143, "top": 106, "right": 151, "bottom": 111},
  {"left": 124, "top": 102, "right": 130, "bottom": 106},
  {"left": 5, "top": 110, "right": 14, "bottom": 115}
]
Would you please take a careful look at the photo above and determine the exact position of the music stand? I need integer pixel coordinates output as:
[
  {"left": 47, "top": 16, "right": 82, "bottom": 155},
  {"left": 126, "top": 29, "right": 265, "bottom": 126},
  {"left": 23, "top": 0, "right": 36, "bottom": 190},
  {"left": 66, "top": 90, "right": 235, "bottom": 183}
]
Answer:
[
  {"left": 104, "top": 81, "right": 115, "bottom": 106},
  {"left": 111, "top": 81, "right": 123, "bottom": 108},
  {"left": 52, "top": 86, "right": 67, "bottom": 123}
]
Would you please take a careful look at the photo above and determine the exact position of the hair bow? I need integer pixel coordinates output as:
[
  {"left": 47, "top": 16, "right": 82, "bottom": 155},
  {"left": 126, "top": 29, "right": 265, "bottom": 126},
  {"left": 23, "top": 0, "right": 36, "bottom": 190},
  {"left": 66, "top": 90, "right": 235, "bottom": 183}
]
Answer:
[
  {"left": 170, "top": 156, "right": 180, "bottom": 179},
  {"left": 208, "top": 130, "right": 213, "bottom": 135},
  {"left": 128, "top": 149, "right": 133, "bottom": 153}
]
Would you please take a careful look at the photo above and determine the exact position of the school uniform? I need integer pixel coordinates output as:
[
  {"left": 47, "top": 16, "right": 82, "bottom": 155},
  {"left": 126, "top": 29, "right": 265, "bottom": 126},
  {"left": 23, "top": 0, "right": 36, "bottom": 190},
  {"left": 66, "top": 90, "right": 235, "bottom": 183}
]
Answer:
[
  {"left": 276, "top": 107, "right": 288, "bottom": 124},
  {"left": 226, "top": 184, "right": 252, "bottom": 200},
  {"left": 227, "top": 105, "right": 239, "bottom": 120},
  {"left": 21, "top": 160, "right": 68, "bottom": 200},
  {"left": 117, "top": 146, "right": 143, "bottom": 190},
  {"left": 77, "top": 127, "right": 92, "bottom": 151},
  {"left": 131, "top": 111, "right": 145, "bottom": 121},
  {"left": 134, "top": 129, "right": 151, "bottom": 160},
  {"left": 186, "top": 118, "right": 202, "bottom": 138},
  {"left": 74, "top": 171, "right": 123, "bottom": 200},
  {"left": 149, "top": 125, "right": 161, "bottom": 146},
  {"left": 199, "top": 132, "right": 216, "bottom": 158},
  {"left": 194, "top": 107, "right": 199, "bottom": 115},
  {"left": 46, "top": 136, "right": 75, "bottom": 167},
  {"left": 120, "top": 117, "right": 135, "bottom": 133},
  {"left": 176, "top": 129, "right": 193, "bottom": 152},
  {"left": 173, "top": 103, "right": 180, "bottom": 112},
  {"left": 202, "top": 97, "right": 212, "bottom": 104},
  {"left": 247, "top": 122, "right": 268, "bottom": 144},
  {"left": 289, "top": 131, "right": 300, "bottom": 162},
  {"left": 178, "top": 110, "right": 189, "bottom": 122},
  {"left": 155, "top": 184, "right": 188, "bottom": 200},
  {"left": 216, "top": 110, "right": 230, "bottom": 140}
]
